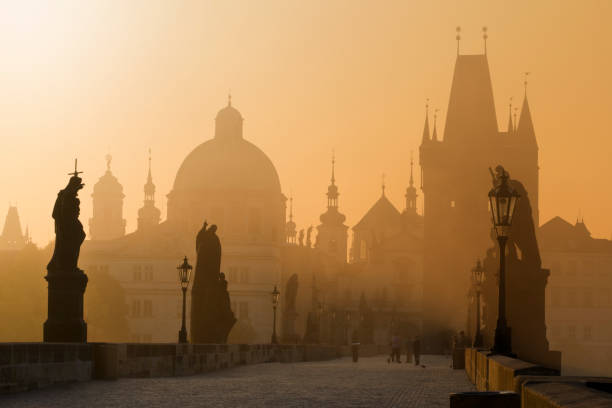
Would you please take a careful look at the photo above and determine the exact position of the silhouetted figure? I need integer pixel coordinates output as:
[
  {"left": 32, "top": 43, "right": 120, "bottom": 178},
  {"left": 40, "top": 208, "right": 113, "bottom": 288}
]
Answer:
[
  {"left": 482, "top": 167, "right": 561, "bottom": 369},
  {"left": 351, "top": 331, "right": 360, "bottom": 362},
  {"left": 306, "top": 226, "right": 313, "bottom": 248},
  {"left": 282, "top": 274, "right": 299, "bottom": 343},
  {"left": 190, "top": 222, "right": 236, "bottom": 343},
  {"left": 389, "top": 333, "right": 401, "bottom": 364},
  {"left": 44, "top": 166, "right": 88, "bottom": 343},
  {"left": 298, "top": 229, "right": 304, "bottom": 246},
  {"left": 413, "top": 336, "right": 421, "bottom": 366}
]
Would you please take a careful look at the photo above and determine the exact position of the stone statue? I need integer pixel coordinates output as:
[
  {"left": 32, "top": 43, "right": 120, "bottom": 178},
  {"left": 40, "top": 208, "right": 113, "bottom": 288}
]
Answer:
[
  {"left": 44, "top": 164, "right": 88, "bottom": 343},
  {"left": 298, "top": 229, "right": 304, "bottom": 246},
  {"left": 190, "top": 221, "right": 236, "bottom": 344},
  {"left": 482, "top": 166, "right": 560, "bottom": 370},
  {"left": 306, "top": 226, "right": 313, "bottom": 248},
  {"left": 282, "top": 274, "right": 299, "bottom": 343}
]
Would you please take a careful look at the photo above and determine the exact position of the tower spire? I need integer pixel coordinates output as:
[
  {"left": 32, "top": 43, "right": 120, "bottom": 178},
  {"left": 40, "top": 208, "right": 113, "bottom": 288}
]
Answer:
[
  {"left": 456, "top": 26, "right": 461, "bottom": 55},
  {"left": 331, "top": 149, "right": 336, "bottom": 185},
  {"left": 409, "top": 151, "right": 414, "bottom": 187},
  {"left": 507, "top": 97, "right": 513, "bottom": 135},
  {"left": 289, "top": 195, "right": 294, "bottom": 222},
  {"left": 482, "top": 27, "right": 488, "bottom": 55},
  {"left": 326, "top": 151, "right": 339, "bottom": 209},
  {"left": 432, "top": 109, "right": 439, "bottom": 141},
  {"left": 421, "top": 99, "right": 431, "bottom": 143}
]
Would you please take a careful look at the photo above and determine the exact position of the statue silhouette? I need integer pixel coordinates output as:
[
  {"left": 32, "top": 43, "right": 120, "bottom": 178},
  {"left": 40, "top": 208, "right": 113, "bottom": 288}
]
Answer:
[
  {"left": 282, "top": 274, "right": 299, "bottom": 343},
  {"left": 190, "top": 221, "right": 236, "bottom": 344},
  {"left": 44, "top": 169, "right": 88, "bottom": 343}
]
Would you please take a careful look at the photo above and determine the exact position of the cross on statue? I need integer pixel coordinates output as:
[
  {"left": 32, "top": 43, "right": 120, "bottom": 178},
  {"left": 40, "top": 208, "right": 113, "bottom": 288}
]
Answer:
[{"left": 68, "top": 159, "right": 83, "bottom": 178}]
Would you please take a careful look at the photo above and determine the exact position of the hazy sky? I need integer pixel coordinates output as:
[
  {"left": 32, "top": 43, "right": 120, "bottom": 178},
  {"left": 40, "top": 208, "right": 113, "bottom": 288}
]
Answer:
[{"left": 1, "top": 0, "right": 611, "bottom": 244}]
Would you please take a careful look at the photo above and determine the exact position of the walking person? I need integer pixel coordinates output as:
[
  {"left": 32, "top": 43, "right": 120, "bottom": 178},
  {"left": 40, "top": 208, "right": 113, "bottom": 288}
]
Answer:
[
  {"left": 388, "top": 333, "right": 401, "bottom": 364},
  {"left": 413, "top": 335, "right": 421, "bottom": 366},
  {"left": 351, "top": 332, "right": 360, "bottom": 363},
  {"left": 404, "top": 337, "right": 413, "bottom": 364}
]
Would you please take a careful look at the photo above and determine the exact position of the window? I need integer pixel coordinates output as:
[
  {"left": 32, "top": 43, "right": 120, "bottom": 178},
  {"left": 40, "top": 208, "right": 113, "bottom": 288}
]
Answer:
[
  {"left": 144, "top": 265, "right": 154, "bottom": 281},
  {"left": 240, "top": 267, "right": 250, "bottom": 284},
  {"left": 360, "top": 240, "right": 367, "bottom": 260},
  {"left": 239, "top": 302, "right": 249, "bottom": 320},
  {"left": 143, "top": 300, "right": 153, "bottom": 317},
  {"left": 131, "top": 300, "right": 141, "bottom": 318},
  {"left": 133, "top": 265, "right": 142, "bottom": 281}
]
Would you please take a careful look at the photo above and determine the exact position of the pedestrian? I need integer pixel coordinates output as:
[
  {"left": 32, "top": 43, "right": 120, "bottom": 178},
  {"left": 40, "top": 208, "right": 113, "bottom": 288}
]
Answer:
[
  {"left": 388, "top": 333, "right": 401, "bottom": 364},
  {"left": 404, "top": 337, "right": 412, "bottom": 364},
  {"left": 413, "top": 336, "right": 421, "bottom": 366},
  {"left": 351, "top": 332, "right": 360, "bottom": 363}
]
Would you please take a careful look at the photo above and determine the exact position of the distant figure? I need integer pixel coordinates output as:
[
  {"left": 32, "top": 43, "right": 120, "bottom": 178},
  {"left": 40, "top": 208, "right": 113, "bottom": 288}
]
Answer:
[
  {"left": 351, "top": 332, "right": 360, "bottom": 362},
  {"left": 413, "top": 336, "right": 421, "bottom": 366},
  {"left": 405, "top": 337, "right": 413, "bottom": 364},
  {"left": 306, "top": 226, "right": 313, "bottom": 248},
  {"left": 298, "top": 229, "right": 305, "bottom": 246},
  {"left": 388, "top": 333, "right": 401, "bottom": 364}
]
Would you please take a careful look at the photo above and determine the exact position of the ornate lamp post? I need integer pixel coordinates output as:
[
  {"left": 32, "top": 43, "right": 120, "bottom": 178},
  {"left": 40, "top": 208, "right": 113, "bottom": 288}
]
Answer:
[
  {"left": 488, "top": 168, "right": 520, "bottom": 355},
  {"left": 177, "top": 256, "right": 192, "bottom": 344},
  {"left": 271, "top": 285, "right": 280, "bottom": 344},
  {"left": 471, "top": 259, "right": 485, "bottom": 347}
]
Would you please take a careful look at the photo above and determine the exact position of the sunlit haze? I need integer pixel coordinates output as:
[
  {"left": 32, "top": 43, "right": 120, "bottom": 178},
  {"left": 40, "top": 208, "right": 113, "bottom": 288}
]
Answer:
[{"left": 1, "top": 0, "right": 611, "bottom": 244}]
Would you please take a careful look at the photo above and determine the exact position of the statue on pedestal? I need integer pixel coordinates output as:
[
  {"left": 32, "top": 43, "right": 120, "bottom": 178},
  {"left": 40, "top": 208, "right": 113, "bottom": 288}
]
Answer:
[
  {"left": 44, "top": 160, "right": 88, "bottom": 343},
  {"left": 190, "top": 221, "right": 236, "bottom": 343}
]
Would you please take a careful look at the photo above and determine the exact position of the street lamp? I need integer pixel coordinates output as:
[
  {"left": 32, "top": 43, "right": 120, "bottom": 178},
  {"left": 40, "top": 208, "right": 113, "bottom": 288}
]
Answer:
[
  {"left": 177, "top": 256, "right": 193, "bottom": 344},
  {"left": 488, "top": 167, "right": 520, "bottom": 355},
  {"left": 471, "top": 259, "right": 485, "bottom": 347},
  {"left": 271, "top": 285, "right": 280, "bottom": 344}
]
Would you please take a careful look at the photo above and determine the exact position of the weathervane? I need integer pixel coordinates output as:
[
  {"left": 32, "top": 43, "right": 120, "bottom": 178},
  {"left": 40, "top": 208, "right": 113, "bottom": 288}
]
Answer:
[{"left": 524, "top": 72, "right": 530, "bottom": 95}]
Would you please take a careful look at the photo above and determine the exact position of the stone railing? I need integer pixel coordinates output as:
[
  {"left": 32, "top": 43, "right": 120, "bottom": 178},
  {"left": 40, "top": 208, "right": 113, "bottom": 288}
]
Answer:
[
  {"left": 1, "top": 343, "right": 339, "bottom": 393},
  {"left": 464, "top": 348, "right": 612, "bottom": 407}
]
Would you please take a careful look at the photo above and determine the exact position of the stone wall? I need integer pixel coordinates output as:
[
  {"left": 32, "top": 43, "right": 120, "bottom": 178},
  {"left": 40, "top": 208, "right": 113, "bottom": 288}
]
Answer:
[
  {"left": 464, "top": 348, "right": 612, "bottom": 407},
  {"left": 0, "top": 343, "right": 92, "bottom": 393},
  {"left": 1, "top": 343, "right": 339, "bottom": 393}
]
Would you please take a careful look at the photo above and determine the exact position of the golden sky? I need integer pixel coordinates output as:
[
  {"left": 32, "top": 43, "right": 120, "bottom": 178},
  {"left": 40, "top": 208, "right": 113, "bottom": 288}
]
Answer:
[{"left": 1, "top": 0, "right": 611, "bottom": 244}]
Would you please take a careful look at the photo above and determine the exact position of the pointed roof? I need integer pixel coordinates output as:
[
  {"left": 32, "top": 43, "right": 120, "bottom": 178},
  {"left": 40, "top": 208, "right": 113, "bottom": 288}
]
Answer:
[
  {"left": 144, "top": 149, "right": 156, "bottom": 199},
  {"left": 432, "top": 109, "right": 439, "bottom": 141},
  {"left": 516, "top": 94, "right": 537, "bottom": 146},
  {"left": 443, "top": 54, "right": 498, "bottom": 143},
  {"left": 421, "top": 102, "right": 430, "bottom": 143},
  {"left": 507, "top": 100, "right": 513, "bottom": 135},
  {"left": 353, "top": 193, "right": 401, "bottom": 232},
  {"left": 1, "top": 206, "right": 24, "bottom": 242}
]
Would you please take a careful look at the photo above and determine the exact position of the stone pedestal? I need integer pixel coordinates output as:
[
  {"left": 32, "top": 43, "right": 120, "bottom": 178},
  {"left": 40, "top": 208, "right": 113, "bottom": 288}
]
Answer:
[{"left": 43, "top": 270, "right": 88, "bottom": 343}]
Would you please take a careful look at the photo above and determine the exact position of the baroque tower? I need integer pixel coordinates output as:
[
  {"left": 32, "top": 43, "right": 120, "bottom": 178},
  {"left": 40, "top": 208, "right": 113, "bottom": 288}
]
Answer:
[
  {"left": 419, "top": 39, "right": 539, "bottom": 341},
  {"left": 137, "top": 150, "right": 162, "bottom": 231},
  {"left": 89, "top": 155, "right": 126, "bottom": 241},
  {"left": 0, "top": 206, "right": 27, "bottom": 250},
  {"left": 315, "top": 154, "right": 348, "bottom": 262}
]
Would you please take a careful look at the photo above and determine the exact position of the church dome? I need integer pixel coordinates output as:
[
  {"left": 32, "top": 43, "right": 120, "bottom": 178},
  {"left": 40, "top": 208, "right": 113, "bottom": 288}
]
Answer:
[
  {"left": 167, "top": 99, "right": 284, "bottom": 229},
  {"left": 171, "top": 137, "right": 281, "bottom": 193}
]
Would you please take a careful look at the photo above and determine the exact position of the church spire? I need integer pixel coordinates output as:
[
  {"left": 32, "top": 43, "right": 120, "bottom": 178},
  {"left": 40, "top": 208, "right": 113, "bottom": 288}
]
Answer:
[
  {"left": 432, "top": 109, "right": 439, "bottom": 141},
  {"left": 137, "top": 149, "right": 161, "bottom": 231},
  {"left": 285, "top": 194, "right": 297, "bottom": 245},
  {"left": 409, "top": 151, "right": 415, "bottom": 188},
  {"left": 421, "top": 99, "right": 431, "bottom": 143},
  {"left": 326, "top": 152, "right": 339, "bottom": 209},
  {"left": 405, "top": 152, "right": 418, "bottom": 214},
  {"left": 517, "top": 75, "right": 537, "bottom": 146},
  {"left": 507, "top": 97, "right": 513, "bottom": 135}
]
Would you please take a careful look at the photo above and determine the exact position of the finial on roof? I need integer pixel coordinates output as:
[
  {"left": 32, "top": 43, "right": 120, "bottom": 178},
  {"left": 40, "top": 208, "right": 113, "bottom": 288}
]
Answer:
[
  {"left": 508, "top": 97, "right": 513, "bottom": 134},
  {"left": 482, "top": 27, "right": 488, "bottom": 55},
  {"left": 381, "top": 173, "right": 386, "bottom": 196},
  {"left": 524, "top": 72, "right": 530, "bottom": 97},
  {"left": 228, "top": 91, "right": 232, "bottom": 107},
  {"left": 289, "top": 194, "right": 294, "bottom": 222},
  {"left": 147, "top": 148, "right": 152, "bottom": 180},
  {"left": 513, "top": 107, "right": 518, "bottom": 132},
  {"left": 105, "top": 154, "right": 112, "bottom": 171},
  {"left": 456, "top": 26, "right": 461, "bottom": 55}
]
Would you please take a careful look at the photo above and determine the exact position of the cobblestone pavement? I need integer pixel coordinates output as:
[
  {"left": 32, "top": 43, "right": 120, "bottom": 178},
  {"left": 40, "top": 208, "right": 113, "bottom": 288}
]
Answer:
[{"left": 1, "top": 355, "right": 474, "bottom": 408}]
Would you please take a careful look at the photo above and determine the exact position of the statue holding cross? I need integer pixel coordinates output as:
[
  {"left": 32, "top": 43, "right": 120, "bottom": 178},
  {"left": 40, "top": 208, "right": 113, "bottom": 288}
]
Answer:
[{"left": 44, "top": 159, "right": 88, "bottom": 343}]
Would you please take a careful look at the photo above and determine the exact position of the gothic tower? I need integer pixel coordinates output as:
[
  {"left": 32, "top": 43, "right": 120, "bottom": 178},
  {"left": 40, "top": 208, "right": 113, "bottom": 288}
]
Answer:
[
  {"left": 89, "top": 155, "right": 126, "bottom": 241},
  {"left": 420, "top": 40, "right": 539, "bottom": 343},
  {"left": 137, "top": 150, "right": 162, "bottom": 231},
  {"left": 315, "top": 154, "right": 348, "bottom": 262},
  {"left": 0, "top": 206, "right": 26, "bottom": 250}
]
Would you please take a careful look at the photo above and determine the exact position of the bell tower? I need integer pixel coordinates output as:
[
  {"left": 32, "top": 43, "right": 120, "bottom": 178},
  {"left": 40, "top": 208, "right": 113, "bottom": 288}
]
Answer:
[{"left": 89, "top": 155, "right": 126, "bottom": 241}]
